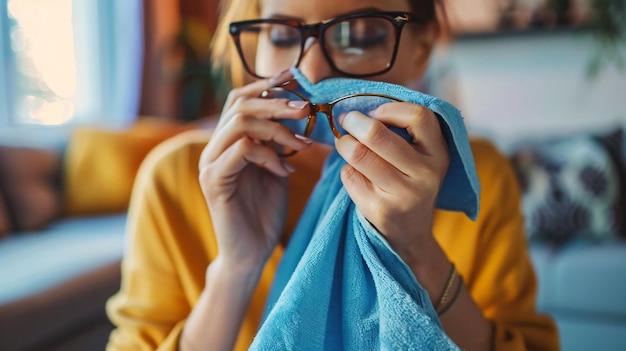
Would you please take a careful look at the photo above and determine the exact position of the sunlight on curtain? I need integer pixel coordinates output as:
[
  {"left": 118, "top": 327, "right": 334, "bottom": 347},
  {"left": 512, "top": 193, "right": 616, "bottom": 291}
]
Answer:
[
  {"left": 8, "top": 0, "right": 76, "bottom": 125},
  {"left": 0, "top": 0, "right": 143, "bottom": 148}
]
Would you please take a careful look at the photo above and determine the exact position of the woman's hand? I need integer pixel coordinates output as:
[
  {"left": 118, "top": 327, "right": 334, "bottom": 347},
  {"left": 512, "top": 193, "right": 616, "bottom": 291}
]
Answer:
[
  {"left": 336, "top": 103, "right": 495, "bottom": 351},
  {"left": 185, "top": 71, "right": 313, "bottom": 351},
  {"left": 198, "top": 70, "right": 313, "bottom": 272},
  {"left": 335, "top": 102, "right": 450, "bottom": 261}
]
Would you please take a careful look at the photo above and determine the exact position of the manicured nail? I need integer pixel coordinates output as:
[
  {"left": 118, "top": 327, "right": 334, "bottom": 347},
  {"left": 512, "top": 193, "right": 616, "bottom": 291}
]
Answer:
[
  {"left": 295, "top": 134, "right": 313, "bottom": 143},
  {"left": 269, "top": 69, "right": 292, "bottom": 85},
  {"left": 288, "top": 100, "right": 309, "bottom": 110},
  {"left": 282, "top": 160, "right": 296, "bottom": 173},
  {"left": 337, "top": 112, "right": 347, "bottom": 125},
  {"left": 368, "top": 107, "right": 380, "bottom": 117}
]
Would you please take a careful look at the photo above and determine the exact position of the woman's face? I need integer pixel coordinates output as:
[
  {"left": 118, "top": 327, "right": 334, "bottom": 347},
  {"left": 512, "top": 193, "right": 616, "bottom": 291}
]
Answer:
[{"left": 255, "top": 0, "right": 435, "bottom": 86}]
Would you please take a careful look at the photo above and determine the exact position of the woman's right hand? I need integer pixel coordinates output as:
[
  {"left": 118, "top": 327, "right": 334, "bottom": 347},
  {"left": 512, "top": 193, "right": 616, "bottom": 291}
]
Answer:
[{"left": 198, "top": 70, "right": 312, "bottom": 273}]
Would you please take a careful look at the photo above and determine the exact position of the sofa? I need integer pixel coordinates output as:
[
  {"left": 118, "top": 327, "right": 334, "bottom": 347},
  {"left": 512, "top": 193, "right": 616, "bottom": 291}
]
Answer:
[
  {"left": 0, "top": 121, "right": 189, "bottom": 351},
  {"left": 531, "top": 241, "right": 626, "bottom": 350},
  {"left": 0, "top": 214, "right": 127, "bottom": 351},
  {"left": 0, "top": 126, "right": 624, "bottom": 351},
  {"left": 515, "top": 128, "right": 626, "bottom": 351},
  {"left": 526, "top": 138, "right": 626, "bottom": 347}
]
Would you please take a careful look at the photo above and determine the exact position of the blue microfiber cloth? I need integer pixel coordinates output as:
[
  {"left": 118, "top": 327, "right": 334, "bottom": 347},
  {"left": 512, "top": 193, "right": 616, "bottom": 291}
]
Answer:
[
  {"left": 249, "top": 69, "right": 478, "bottom": 350},
  {"left": 282, "top": 68, "right": 480, "bottom": 218}
]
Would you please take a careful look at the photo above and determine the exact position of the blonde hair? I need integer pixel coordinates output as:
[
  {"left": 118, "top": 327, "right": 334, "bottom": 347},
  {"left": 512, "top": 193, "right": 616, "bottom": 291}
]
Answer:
[{"left": 211, "top": 0, "right": 260, "bottom": 91}]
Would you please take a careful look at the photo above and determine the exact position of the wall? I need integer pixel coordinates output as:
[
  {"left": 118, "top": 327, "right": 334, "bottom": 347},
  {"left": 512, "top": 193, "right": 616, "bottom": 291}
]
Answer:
[{"left": 429, "top": 31, "right": 626, "bottom": 152}]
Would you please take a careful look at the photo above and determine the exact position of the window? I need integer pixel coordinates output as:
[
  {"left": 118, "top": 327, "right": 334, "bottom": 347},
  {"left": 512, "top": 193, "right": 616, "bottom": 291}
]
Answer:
[{"left": 0, "top": 0, "right": 143, "bottom": 147}]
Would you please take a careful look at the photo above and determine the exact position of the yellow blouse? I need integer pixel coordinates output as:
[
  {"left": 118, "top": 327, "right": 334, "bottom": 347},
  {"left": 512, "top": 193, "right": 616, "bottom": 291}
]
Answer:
[{"left": 105, "top": 129, "right": 559, "bottom": 351}]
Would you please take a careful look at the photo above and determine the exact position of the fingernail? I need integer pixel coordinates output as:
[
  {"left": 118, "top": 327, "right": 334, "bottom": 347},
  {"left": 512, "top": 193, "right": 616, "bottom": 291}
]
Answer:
[
  {"left": 295, "top": 134, "right": 313, "bottom": 143},
  {"left": 337, "top": 112, "right": 347, "bottom": 125},
  {"left": 282, "top": 160, "right": 296, "bottom": 173},
  {"left": 368, "top": 107, "right": 380, "bottom": 117},
  {"left": 269, "top": 69, "right": 292, "bottom": 85},
  {"left": 288, "top": 100, "right": 309, "bottom": 110},
  {"left": 339, "top": 111, "right": 358, "bottom": 126},
  {"left": 341, "top": 111, "right": 367, "bottom": 136}
]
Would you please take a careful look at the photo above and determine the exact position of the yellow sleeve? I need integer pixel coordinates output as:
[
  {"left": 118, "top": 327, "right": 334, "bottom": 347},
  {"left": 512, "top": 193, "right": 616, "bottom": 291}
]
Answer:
[
  {"left": 105, "top": 130, "right": 216, "bottom": 350},
  {"left": 434, "top": 139, "right": 559, "bottom": 351},
  {"left": 105, "top": 129, "right": 301, "bottom": 351}
]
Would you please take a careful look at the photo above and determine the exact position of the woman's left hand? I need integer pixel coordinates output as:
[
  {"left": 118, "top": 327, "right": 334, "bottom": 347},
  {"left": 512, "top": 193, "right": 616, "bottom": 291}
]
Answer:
[
  {"left": 337, "top": 103, "right": 495, "bottom": 351},
  {"left": 335, "top": 102, "right": 449, "bottom": 260}
]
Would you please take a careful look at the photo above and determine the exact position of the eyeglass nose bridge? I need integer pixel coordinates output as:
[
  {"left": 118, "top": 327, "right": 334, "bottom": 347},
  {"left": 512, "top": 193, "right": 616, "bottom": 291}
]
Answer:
[
  {"left": 300, "top": 22, "right": 323, "bottom": 42},
  {"left": 296, "top": 22, "right": 343, "bottom": 80},
  {"left": 297, "top": 23, "right": 324, "bottom": 63},
  {"left": 308, "top": 102, "right": 342, "bottom": 138}
]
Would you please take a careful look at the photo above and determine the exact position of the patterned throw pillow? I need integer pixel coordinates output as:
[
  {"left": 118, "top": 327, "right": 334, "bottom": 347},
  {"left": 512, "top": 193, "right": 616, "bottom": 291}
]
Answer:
[{"left": 511, "top": 130, "right": 624, "bottom": 245}]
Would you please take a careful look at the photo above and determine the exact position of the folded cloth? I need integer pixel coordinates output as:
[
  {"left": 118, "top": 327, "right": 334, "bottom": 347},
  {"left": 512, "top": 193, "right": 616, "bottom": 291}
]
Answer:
[{"left": 250, "top": 70, "right": 475, "bottom": 350}]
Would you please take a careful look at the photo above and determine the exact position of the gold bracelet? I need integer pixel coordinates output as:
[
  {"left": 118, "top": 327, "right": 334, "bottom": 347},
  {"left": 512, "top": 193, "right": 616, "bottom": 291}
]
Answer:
[
  {"left": 436, "top": 263, "right": 456, "bottom": 313},
  {"left": 438, "top": 276, "right": 463, "bottom": 316}
]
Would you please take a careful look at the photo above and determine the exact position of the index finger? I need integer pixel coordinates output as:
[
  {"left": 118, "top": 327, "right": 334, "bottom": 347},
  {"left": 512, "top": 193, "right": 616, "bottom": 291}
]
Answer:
[{"left": 223, "top": 69, "right": 294, "bottom": 108}]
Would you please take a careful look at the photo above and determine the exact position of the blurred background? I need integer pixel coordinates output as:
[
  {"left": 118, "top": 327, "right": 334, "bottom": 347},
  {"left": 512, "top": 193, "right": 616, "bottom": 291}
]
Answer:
[
  {"left": 0, "top": 0, "right": 623, "bottom": 148},
  {"left": 0, "top": 0, "right": 625, "bottom": 350},
  {"left": 0, "top": 0, "right": 220, "bottom": 149},
  {"left": 432, "top": 0, "right": 626, "bottom": 151}
]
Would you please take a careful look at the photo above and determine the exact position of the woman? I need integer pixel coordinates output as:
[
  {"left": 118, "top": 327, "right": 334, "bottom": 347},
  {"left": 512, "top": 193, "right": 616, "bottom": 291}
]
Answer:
[{"left": 106, "top": 0, "right": 559, "bottom": 350}]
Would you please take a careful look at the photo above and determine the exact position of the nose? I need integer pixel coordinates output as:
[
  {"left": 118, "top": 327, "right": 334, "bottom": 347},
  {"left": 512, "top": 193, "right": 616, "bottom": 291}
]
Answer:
[{"left": 298, "top": 37, "right": 335, "bottom": 84}]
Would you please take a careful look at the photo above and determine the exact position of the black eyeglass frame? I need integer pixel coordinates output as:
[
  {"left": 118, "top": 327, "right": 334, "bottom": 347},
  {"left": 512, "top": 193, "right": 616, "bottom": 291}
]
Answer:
[
  {"left": 261, "top": 80, "right": 404, "bottom": 156},
  {"left": 229, "top": 11, "right": 427, "bottom": 79}
]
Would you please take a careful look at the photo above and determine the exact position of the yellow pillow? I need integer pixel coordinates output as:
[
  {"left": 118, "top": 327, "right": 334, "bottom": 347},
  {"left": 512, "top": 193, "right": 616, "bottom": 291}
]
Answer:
[{"left": 62, "top": 119, "right": 192, "bottom": 216}]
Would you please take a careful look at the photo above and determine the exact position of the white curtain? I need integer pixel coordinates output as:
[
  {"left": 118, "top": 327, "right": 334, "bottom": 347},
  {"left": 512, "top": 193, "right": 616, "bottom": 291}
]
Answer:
[
  {"left": 0, "top": 0, "right": 144, "bottom": 148},
  {"left": 97, "top": 0, "right": 144, "bottom": 129}
]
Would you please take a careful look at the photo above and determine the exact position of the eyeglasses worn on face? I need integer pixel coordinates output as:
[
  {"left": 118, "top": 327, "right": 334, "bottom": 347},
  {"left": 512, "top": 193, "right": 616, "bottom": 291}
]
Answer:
[
  {"left": 261, "top": 80, "right": 404, "bottom": 156},
  {"left": 230, "top": 11, "right": 427, "bottom": 79}
]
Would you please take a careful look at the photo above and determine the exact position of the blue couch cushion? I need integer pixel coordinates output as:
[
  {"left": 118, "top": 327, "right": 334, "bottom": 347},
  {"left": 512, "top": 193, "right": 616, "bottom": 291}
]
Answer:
[
  {"left": 553, "top": 241, "right": 626, "bottom": 316},
  {"left": 530, "top": 240, "right": 626, "bottom": 316},
  {"left": 0, "top": 214, "right": 126, "bottom": 304},
  {"left": 528, "top": 243, "right": 554, "bottom": 311}
]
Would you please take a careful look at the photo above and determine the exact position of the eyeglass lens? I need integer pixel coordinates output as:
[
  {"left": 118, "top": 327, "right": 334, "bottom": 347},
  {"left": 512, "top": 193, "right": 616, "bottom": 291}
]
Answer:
[
  {"left": 237, "top": 16, "right": 396, "bottom": 78},
  {"left": 262, "top": 89, "right": 400, "bottom": 138}
]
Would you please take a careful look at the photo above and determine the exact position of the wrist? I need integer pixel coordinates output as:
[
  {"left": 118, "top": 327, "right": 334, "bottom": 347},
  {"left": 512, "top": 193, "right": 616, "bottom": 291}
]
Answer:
[
  {"left": 395, "top": 234, "right": 443, "bottom": 270},
  {"left": 437, "top": 273, "right": 463, "bottom": 316},
  {"left": 396, "top": 235, "right": 452, "bottom": 307},
  {"left": 208, "top": 257, "right": 265, "bottom": 295},
  {"left": 185, "top": 257, "right": 265, "bottom": 351}
]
